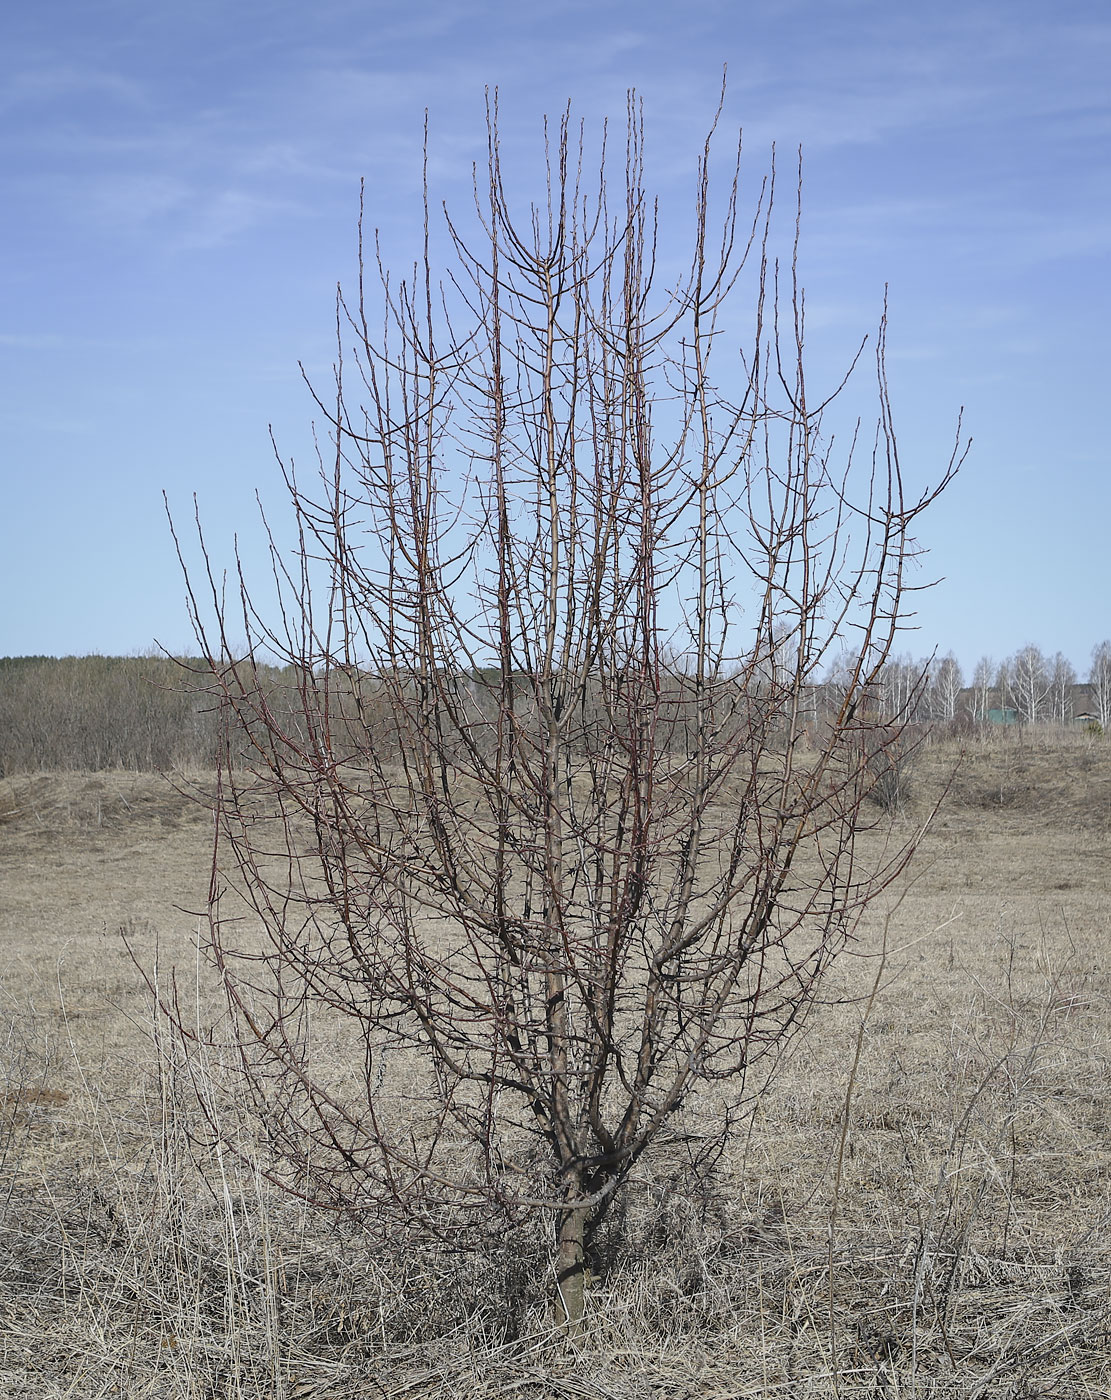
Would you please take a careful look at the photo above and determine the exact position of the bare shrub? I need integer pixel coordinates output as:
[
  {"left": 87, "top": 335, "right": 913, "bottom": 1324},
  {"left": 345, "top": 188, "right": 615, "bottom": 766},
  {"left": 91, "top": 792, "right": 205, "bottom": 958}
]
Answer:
[
  {"left": 163, "top": 95, "right": 963, "bottom": 1332},
  {"left": 862, "top": 723, "right": 923, "bottom": 814}
]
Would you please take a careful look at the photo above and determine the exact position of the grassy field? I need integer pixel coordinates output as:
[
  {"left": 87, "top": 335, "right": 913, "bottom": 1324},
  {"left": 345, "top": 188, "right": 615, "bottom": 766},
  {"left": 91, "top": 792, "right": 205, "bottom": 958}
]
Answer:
[{"left": 1, "top": 729, "right": 1109, "bottom": 1398}]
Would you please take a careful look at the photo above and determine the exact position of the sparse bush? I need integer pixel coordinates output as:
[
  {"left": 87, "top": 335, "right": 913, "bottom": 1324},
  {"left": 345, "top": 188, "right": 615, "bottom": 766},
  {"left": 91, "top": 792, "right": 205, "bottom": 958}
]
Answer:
[
  {"left": 862, "top": 723, "right": 921, "bottom": 813},
  {"left": 166, "top": 96, "right": 962, "bottom": 1334}
]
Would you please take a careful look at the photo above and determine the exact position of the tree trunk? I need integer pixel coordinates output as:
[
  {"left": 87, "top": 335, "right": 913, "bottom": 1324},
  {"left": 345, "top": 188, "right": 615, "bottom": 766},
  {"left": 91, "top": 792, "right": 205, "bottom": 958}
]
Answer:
[{"left": 553, "top": 1196, "right": 591, "bottom": 1333}]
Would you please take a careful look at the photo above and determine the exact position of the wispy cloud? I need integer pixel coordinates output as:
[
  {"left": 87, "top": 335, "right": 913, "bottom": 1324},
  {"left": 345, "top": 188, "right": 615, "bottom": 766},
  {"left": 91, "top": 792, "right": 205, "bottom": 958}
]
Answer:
[
  {"left": 174, "top": 187, "right": 304, "bottom": 250},
  {"left": 0, "top": 331, "right": 74, "bottom": 349},
  {"left": 0, "top": 62, "right": 147, "bottom": 114}
]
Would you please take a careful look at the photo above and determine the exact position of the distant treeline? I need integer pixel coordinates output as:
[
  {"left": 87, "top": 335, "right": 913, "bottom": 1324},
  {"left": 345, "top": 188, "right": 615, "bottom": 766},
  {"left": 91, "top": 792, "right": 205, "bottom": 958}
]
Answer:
[
  {"left": 0, "top": 655, "right": 295, "bottom": 775},
  {"left": 861, "top": 644, "right": 1111, "bottom": 728},
  {"left": 1, "top": 646, "right": 1108, "bottom": 775}
]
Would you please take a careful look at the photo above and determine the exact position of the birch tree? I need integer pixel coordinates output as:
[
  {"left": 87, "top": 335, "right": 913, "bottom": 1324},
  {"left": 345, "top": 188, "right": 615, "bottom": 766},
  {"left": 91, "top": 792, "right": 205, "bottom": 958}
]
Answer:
[
  {"left": 971, "top": 655, "right": 994, "bottom": 723},
  {"left": 1007, "top": 645, "right": 1050, "bottom": 724},
  {"left": 1090, "top": 641, "right": 1111, "bottom": 727}
]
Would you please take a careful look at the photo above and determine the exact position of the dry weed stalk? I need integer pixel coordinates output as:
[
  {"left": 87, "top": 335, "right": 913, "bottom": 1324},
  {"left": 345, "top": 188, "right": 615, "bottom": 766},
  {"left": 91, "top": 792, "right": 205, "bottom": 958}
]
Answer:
[{"left": 165, "top": 93, "right": 962, "bottom": 1329}]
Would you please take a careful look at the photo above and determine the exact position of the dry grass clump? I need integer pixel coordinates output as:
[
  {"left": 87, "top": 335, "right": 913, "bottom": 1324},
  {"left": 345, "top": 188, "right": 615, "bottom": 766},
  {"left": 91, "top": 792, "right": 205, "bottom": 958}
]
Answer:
[
  {"left": 0, "top": 769, "right": 211, "bottom": 837},
  {"left": 934, "top": 724, "right": 1111, "bottom": 829},
  {"left": 4, "top": 981, "right": 1108, "bottom": 1400},
  {"left": 2, "top": 995, "right": 1110, "bottom": 1398},
  {"left": 0, "top": 735, "right": 1109, "bottom": 1396}
]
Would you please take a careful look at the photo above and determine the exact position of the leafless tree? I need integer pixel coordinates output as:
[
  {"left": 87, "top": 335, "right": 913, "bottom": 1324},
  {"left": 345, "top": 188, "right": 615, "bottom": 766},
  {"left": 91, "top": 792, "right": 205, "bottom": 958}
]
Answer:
[
  {"left": 971, "top": 655, "right": 995, "bottom": 724},
  {"left": 1089, "top": 641, "right": 1111, "bottom": 728},
  {"left": 169, "top": 98, "right": 962, "bottom": 1330},
  {"left": 878, "top": 652, "right": 927, "bottom": 723},
  {"left": 927, "top": 652, "right": 963, "bottom": 724},
  {"left": 1048, "top": 652, "right": 1076, "bottom": 724},
  {"left": 1007, "top": 644, "right": 1051, "bottom": 724}
]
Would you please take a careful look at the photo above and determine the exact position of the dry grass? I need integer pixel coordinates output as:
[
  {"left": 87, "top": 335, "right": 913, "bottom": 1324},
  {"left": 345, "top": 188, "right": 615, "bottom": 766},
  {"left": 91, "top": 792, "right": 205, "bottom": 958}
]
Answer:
[{"left": 1, "top": 730, "right": 1109, "bottom": 1397}]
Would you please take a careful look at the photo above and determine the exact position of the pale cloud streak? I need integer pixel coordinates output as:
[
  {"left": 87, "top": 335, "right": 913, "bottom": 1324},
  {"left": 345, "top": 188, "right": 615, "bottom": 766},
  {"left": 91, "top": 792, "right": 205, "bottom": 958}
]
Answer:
[{"left": 0, "top": 61, "right": 147, "bottom": 114}]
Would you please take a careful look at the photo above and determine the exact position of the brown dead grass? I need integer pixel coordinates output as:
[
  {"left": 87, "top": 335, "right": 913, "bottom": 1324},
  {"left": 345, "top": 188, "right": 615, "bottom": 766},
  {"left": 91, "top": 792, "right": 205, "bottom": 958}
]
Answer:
[{"left": 0, "top": 733, "right": 1109, "bottom": 1397}]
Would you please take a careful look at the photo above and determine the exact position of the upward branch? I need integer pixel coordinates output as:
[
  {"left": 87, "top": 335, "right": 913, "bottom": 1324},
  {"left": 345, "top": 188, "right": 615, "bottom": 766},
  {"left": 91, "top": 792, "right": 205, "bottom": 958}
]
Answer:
[{"left": 164, "top": 90, "right": 962, "bottom": 1331}]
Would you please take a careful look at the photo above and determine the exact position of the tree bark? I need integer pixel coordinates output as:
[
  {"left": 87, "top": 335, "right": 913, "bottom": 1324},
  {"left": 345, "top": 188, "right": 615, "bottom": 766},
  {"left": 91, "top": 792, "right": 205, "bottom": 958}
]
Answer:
[{"left": 553, "top": 1190, "right": 591, "bottom": 1333}]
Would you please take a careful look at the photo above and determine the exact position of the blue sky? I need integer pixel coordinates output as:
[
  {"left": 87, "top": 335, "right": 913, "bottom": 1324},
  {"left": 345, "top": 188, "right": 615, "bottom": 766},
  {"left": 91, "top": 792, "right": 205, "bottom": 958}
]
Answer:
[{"left": 2, "top": 0, "right": 1108, "bottom": 675}]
